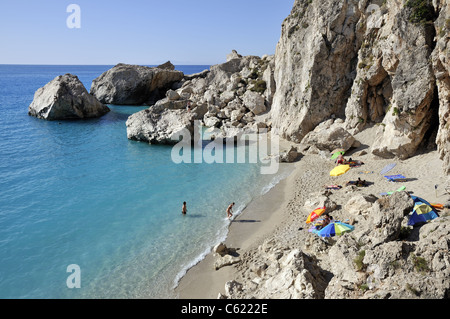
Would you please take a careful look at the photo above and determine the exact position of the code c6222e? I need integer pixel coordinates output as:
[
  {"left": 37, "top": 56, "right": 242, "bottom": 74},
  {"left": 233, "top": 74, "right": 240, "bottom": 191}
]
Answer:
[{"left": 225, "top": 303, "right": 268, "bottom": 314}]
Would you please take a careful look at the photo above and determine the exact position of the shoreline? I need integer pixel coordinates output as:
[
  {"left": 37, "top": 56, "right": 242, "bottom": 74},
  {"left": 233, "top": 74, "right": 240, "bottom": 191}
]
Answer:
[{"left": 174, "top": 160, "right": 297, "bottom": 299}]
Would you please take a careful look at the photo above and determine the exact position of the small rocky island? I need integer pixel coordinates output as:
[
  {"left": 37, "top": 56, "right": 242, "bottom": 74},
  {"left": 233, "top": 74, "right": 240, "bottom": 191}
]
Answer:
[{"left": 28, "top": 74, "right": 110, "bottom": 121}]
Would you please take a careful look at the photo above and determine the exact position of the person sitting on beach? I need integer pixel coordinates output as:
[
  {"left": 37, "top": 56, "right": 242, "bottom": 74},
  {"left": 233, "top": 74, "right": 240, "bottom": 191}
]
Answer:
[
  {"left": 226, "top": 202, "right": 235, "bottom": 219},
  {"left": 323, "top": 214, "right": 332, "bottom": 226},
  {"left": 335, "top": 154, "right": 345, "bottom": 166},
  {"left": 316, "top": 214, "right": 332, "bottom": 230},
  {"left": 186, "top": 101, "right": 192, "bottom": 112}
]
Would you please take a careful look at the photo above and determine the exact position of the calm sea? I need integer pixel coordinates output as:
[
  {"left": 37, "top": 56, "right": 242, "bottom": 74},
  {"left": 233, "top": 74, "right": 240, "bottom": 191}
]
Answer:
[{"left": 0, "top": 64, "right": 290, "bottom": 299}]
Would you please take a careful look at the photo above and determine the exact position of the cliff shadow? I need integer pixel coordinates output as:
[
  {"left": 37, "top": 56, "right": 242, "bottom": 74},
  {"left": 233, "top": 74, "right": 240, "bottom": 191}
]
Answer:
[
  {"left": 345, "top": 143, "right": 371, "bottom": 156},
  {"left": 231, "top": 219, "right": 261, "bottom": 224}
]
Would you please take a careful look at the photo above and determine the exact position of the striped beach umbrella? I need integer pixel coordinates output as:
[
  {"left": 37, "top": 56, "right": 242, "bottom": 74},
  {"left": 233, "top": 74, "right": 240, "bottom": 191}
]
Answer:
[
  {"left": 318, "top": 221, "right": 355, "bottom": 237},
  {"left": 306, "top": 207, "right": 326, "bottom": 224},
  {"left": 408, "top": 196, "right": 439, "bottom": 226}
]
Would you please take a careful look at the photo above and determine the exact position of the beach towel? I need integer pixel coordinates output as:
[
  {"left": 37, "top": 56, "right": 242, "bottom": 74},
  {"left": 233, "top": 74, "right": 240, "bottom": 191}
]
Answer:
[
  {"left": 380, "top": 163, "right": 396, "bottom": 175},
  {"left": 384, "top": 174, "right": 406, "bottom": 182},
  {"left": 380, "top": 186, "right": 406, "bottom": 196}
]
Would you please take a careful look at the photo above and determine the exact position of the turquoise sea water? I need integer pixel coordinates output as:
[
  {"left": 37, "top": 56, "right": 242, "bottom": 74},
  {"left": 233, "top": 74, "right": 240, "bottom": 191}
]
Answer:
[{"left": 0, "top": 65, "right": 290, "bottom": 299}]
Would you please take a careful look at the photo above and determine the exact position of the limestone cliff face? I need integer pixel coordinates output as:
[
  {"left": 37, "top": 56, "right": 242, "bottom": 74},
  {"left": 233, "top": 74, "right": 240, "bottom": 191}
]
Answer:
[
  {"left": 346, "top": 0, "right": 438, "bottom": 160},
  {"left": 271, "top": 0, "right": 449, "bottom": 172},
  {"left": 271, "top": 0, "right": 362, "bottom": 143},
  {"left": 434, "top": 0, "right": 450, "bottom": 173}
]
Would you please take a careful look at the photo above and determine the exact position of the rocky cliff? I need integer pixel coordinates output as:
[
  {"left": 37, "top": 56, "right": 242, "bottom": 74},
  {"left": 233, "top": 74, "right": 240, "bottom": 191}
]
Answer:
[{"left": 270, "top": 0, "right": 449, "bottom": 173}]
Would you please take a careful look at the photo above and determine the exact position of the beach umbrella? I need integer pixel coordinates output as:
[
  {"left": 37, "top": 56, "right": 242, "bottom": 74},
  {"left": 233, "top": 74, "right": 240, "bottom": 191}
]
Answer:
[
  {"left": 330, "top": 164, "right": 350, "bottom": 177},
  {"left": 318, "top": 221, "right": 355, "bottom": 238},
  {"left": 407, "top": 196, "right": 439, "bottom": 226},
  {"left": 331, "top": 151, "right": 345, "bottom": 160},
  {"left": 331, "top": 148, "right": 345, "bottom": 154},
  {"left": 331, "top": 149, "right": 345, "bottom": 160},
  {"left": 306, "top": 207, "right": 326, "bottom": 224}
]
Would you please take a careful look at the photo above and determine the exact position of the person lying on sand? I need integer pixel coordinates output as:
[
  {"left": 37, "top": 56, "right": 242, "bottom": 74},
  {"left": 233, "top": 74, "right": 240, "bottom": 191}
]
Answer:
[
  {"left": 345, "top": 158, "right": 364, "bottom": 167},
  {"left": 325, "top": 185, "right": 342, "bottom": 190},
  {"left": 346, "top": 178, "right": 367, "bottom": 187}
]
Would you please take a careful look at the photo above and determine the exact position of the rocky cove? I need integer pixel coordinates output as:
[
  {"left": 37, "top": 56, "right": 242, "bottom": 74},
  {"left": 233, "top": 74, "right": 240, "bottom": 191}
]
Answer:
[{"left": 27, "top": 0, "right": 449, "bottom": 299}]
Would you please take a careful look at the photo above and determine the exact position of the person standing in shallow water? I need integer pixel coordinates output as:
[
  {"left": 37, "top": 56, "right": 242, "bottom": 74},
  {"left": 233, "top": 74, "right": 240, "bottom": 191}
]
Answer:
[
  {"left": 227, "top": 202, "right": 235, "bottom": 219},
  {"left": 182, "top": 202, "right": 187, "bottom": 215}
]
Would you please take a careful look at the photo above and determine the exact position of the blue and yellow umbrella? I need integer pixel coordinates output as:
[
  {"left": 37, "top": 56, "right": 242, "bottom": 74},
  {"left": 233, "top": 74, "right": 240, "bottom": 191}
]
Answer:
[
  {"left": 318, "top": 221, "right": 355, "bottom": 238},
  {"left": 408, "top": 196, "right": 439, "bottom": 226}
]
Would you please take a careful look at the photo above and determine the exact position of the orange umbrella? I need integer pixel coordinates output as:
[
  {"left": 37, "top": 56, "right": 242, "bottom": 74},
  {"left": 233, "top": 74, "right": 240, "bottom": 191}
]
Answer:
[{"left": 306, "top": 206, "right": 326, "bottom": 224}]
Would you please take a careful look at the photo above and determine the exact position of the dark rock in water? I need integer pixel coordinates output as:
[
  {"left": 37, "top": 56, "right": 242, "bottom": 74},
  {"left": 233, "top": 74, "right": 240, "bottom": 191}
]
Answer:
[
  {"left": 28, "top": 74, "right": 110, "bottom": 121},
  {"left": 90, "top": 63, "right": 184, "bottom": 105}
]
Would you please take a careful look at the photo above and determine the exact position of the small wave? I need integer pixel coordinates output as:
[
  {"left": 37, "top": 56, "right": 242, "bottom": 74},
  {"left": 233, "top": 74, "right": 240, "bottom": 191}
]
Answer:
[
  {"left": 260, "top": 167, "right": 294, "bottom": 195},
  {"left": 171, "top": 229, "right": 228, "bottom": 292}
]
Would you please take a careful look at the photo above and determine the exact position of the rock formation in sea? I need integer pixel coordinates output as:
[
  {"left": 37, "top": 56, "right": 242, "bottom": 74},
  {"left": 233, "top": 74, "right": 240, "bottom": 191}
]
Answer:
[
  {"left": 90, "top": 62, "right": 184, "bottom": 106},
  {"left": 28, "top": 74, "right": 110, "bottom": 121},
  {"left": 125, "top": 95, "right": 206, "bottom": 145},
  {"left": 125, "top": 51, "right": 277, "bottom": 144}
]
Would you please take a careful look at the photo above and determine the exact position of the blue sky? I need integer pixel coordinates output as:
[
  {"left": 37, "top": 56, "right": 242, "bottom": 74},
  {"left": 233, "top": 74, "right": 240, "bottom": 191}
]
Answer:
[{"left": 0, "top": 1, "right": 294, "bottom": 65}]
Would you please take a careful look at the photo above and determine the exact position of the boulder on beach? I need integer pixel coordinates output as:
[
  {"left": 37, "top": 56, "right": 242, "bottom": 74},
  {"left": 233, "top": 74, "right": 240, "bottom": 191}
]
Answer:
[
  {"left": 90, "top": 62, "right": 184, "bottom": 105},
  {"left": 299, "top": 120, "right": 357, "bottom": 154},
  {"left": 28, "top": 74, "right": 110, "bottom": 121}
]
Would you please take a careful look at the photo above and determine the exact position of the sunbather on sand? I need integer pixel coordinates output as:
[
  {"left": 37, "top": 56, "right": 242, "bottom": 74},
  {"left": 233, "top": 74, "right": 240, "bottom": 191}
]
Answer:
[
  {"left": 325, "top": 185, "right": 342, "bottom": 190},
  {"left": 346, "top": 178, "right": 367, "bottom": 187},
  {"left": 335, "top": 154, "right": 345, "bottom": 166},
  {"left": 345, "top": 158, "right": 365, "bottom": 167}
]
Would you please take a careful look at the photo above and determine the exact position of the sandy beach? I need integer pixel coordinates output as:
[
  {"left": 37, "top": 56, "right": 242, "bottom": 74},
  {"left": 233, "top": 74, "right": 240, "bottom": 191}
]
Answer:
[{"left": 175, "top": 126, "right": 449, "bottom": 299}]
